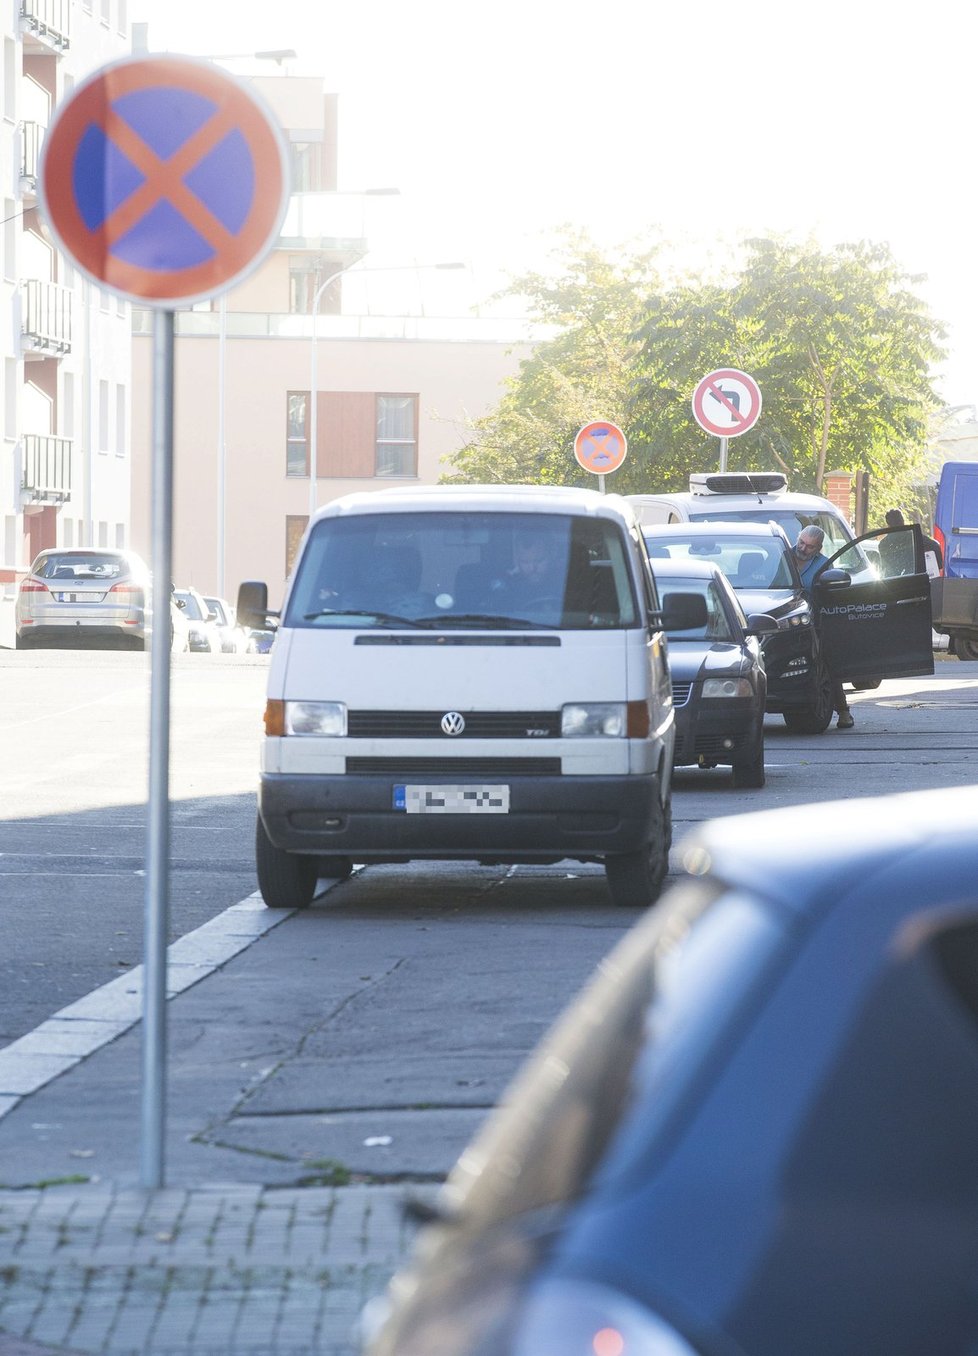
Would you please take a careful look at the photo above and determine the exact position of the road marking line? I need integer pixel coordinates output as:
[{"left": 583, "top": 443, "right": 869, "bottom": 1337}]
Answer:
[{"left": 0, "top": 890, "right": 295, "bottom": 1118}]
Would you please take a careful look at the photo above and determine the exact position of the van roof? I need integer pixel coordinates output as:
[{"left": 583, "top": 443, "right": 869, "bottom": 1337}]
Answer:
[{"left": 313, "top": 483, "right": 640, "bottom": 525}]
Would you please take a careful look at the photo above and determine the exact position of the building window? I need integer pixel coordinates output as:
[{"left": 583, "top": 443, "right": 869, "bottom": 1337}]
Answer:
[
  {"left": 64, "top": 519, "right": 74, "bottom": 547},
  {"left": 115, "top": 523, "right": 125, "bottom": 547},
  {"left": 98, "top": 521, "right": 108, "bottom": 547},
  {"left": 286, "top": 515, "right": 308, "bottom": 579},
  {"left": 287, "top": 391, "right": 309, "bottom": 477},
  {"left": 289, "top": 142, "right": 325, "bottom": 192},
  {"left": 289, "top": 257, "right": 341, "bottom": 315},
  {"left": 375, "top": 395, "right": 417, "bottom": 477},
  {"left": 98, "top": 380, "right": 109, "bottom": 452},
  {"left": 115, "top": 384, "right": 126, "bottom": 455}
]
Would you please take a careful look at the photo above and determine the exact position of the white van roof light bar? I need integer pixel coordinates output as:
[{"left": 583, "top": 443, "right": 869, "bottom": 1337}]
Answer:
[{"left": 689, "top": 472, "right": 788, "bottom": 497}]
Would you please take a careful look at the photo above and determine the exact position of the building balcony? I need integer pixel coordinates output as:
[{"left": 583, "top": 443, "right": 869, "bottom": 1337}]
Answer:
[
  {"left": 20, "top": 122, "right": 43, "bottom": 193},
  {"left": 19, "top": 0, "right": 70, "bottom": 51},
  {"left": 22, "top": 280, "right": 73, "bottom": 355},
  {"left": 278, "top": 192, "right": 370, "bottom": 255},
  {"left": 23, "top": 435, "right": 72, "bottom": 504}
]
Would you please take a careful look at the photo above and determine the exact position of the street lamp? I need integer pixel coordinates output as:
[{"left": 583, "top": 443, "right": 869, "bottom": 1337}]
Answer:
[{"left": 308, "top": 260, "right": 466, "bottom": 521}]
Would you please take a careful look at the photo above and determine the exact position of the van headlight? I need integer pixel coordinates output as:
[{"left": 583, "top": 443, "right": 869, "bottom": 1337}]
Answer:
[
  {"left": 286, "top": 701, "right": 347, "bottom": 736},
  {"left": 561, "top": 703, "right": 626, "bottom": 737},
  {"left": 702, "top": 678, "right": 752, "bottom": 699}
]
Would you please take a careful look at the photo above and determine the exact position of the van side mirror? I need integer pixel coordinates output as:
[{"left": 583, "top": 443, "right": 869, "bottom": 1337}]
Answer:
[{"left": 237, "top": 580, "right": 276, "bottom": 630}]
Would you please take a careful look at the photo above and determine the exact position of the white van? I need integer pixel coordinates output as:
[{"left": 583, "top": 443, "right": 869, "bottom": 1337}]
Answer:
[{"left": 237, "top": 485, "right": 686, "bottom": 910}]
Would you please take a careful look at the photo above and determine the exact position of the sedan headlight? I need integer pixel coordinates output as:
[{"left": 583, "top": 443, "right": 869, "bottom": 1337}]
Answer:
[
  {"left": 511, "top": 1277, "right": 703, "bottom": 1355},
  {"left": 283, "top": 700, "right": 347, "bottom": 736},
  {"left": 702, "top": 678, "right": 752, "bottom": 698},
  {"left": 561, "top": 703, "right": 626, "bottom": 737},
  {"left": 777, "top": 610, "right": 811, "bottom": 629}
]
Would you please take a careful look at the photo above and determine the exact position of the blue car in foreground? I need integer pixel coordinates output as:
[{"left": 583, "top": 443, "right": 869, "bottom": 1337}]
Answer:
[{"left": 365, "top": 787, "right": 978, "bottom": 1356}]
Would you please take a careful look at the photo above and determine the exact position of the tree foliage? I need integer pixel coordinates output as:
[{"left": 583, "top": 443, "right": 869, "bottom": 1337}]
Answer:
[{"left": 446, "top": 232, "right": 947, "bottom": 509}]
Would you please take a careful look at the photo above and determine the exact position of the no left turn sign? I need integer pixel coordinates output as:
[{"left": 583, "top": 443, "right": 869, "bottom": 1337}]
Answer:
[{"left": 691, "top": 368, "right": 762, "bottom": 438}]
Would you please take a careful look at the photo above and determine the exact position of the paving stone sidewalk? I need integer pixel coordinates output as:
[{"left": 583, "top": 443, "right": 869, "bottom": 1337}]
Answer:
[{"left": 0, "top": 1182, "right": 430, "bottom": 1356}]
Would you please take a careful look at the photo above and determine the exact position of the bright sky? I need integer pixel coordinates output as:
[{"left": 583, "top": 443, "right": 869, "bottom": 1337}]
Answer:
[{"left": 133, "top": 0, "right": 978, "bottom": 409}]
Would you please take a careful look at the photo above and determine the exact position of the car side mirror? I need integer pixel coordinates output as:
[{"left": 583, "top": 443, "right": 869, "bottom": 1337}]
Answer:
[
  {"left": 816, "top": 568, "right": 851, "bottom": 591},
  {"left": 745, "top": 612, "right": 779, "bottom": 636},
  {"left": 659, "top": 592, "right": 709, "bottom": 630}
]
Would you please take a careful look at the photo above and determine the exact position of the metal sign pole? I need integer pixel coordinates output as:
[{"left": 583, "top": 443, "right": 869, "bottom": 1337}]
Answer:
[
  {"left": 140, "top": 308, "right": 175, "bottom": 1189},
  {"left": 719, "top": 436, "right": 729, "bottom": 472},
  {"left": 598, "top": 473, "right": 606, "bottom": 495}
]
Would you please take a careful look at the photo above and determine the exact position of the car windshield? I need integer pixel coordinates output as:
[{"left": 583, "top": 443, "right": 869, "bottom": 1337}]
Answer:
[
  {"left": 658, "top": 577, "right": 736, "bottom": 641},
  {"left": 284, "top": 511, "right": 639, "bottom": 630},
  {"left": 646, "top": 534, "right": 796, "bottom": 590},
  {"left": 176, "top": 592, "right": 207, "bottom": 621},
  {"left": 35, "top": 552, "right": 128, "bottom": 582},
  {"left": 689, "top": 507, "right": 853, "bottom": 556}
]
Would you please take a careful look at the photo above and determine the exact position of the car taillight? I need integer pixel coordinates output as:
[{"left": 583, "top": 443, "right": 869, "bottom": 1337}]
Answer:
[
  {"left": 109, "top": 583, "right": 143, "bottom": 602},
  {"left": 19, "top": 580, "right": 50, "bottom": 594},
  {"left": 933, "top": 523, "right": 946, "bottom": 576}
]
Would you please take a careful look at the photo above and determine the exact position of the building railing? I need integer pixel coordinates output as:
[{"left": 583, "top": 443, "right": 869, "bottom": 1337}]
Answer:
[
  {"left": 22, "top": 280, "right": 73, "bottom": 354},
  {"left": 23, "top": 435, "right": 73, "bottom": 503},
  {"left": 19, "top": 0, "right": 70, "bottom": 48},
  {"left": 20, "top": 122, "right": 43, "bottom": 185}
]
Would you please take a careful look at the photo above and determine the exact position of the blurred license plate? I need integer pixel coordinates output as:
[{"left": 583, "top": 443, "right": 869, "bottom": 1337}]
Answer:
[
  {"left": 55, "top": 591, "right": 100, "bottom": 602},
  {"left": 394, "top": 785, "right": 510, "bottom": 814}
]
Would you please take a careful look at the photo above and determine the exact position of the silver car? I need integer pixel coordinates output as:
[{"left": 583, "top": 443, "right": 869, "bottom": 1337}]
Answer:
[{"left": 15, "top": 548, "right": 151, "bottom": 650}]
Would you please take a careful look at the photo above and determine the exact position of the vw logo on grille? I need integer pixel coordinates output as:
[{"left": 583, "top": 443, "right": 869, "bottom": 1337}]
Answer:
[{"left": 440, "top": 711, "right": 466, "bottom": 736}]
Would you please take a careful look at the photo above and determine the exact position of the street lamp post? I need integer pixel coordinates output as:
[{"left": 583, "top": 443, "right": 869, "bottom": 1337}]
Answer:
[{"left": 308, "top": 261, "right": 465, "bottom": 522}]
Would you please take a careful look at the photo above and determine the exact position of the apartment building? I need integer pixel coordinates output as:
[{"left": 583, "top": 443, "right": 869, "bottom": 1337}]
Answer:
[
  {"left": 128, "top": 73, "right": 533, "bottom": 606},
  {"left": 1, "top": 0, "right": 132, "bottom": 642}
]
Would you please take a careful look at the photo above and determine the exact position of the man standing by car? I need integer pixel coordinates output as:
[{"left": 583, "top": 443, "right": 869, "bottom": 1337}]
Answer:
[{"left": 793, "top": 526, "right": 854, "bottom": 730}]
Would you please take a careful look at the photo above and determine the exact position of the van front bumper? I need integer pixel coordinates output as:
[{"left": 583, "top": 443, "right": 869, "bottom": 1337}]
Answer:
[{"left": 259, "top": 772, "right": 663, "bottom": 863}]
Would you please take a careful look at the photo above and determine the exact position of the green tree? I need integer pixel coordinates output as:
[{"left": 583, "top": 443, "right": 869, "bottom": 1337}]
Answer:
[{"left": 443, "top": 230, "right": 661, "bottom": 486}]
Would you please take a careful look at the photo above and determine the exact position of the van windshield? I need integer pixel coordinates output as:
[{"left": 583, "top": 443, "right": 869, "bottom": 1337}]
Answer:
[{"left": 284, "top": 511, "right": 639, "bottom": 630}]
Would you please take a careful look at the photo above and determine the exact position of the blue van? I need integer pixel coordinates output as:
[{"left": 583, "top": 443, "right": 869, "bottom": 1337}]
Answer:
[{"left": 932, "top": 461, "right": 978, "bottom": 658}]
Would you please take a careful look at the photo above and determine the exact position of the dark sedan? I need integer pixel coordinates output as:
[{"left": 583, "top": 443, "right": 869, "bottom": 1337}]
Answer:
[
  {"left": 365, "top": 785, "right": 978, "bottom": 1356},
  {"left": 645, "top": 521, "right": 831, "bottom": 732},
  {"left": 655, "top": 558, "right": 775, "bottom": 787}
]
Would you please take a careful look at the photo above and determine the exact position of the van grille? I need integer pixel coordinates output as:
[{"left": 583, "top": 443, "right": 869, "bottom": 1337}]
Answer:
[
  {"left": 345, "top": 757, "right": 562, "bottom": 776},
  {"left": 347, "top": 710, "right": 559, "bottom": 738}
]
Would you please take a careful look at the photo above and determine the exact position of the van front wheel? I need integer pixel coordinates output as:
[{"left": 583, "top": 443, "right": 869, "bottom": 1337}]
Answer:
[
  {"left": 605, "top": 799, "right": 670, "bottom": 909},
  {"left": 255, "top": 815, "right": 318, "bottom": 909}
]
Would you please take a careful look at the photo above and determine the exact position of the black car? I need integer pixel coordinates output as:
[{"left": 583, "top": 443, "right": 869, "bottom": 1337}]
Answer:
[
  {"left": 646, "top": 521, "right": 934, "bottom": 733},
  {"left": 365, "top": 785, "right": 978, "bottom": 1356},
  {"left": 655, "top": 558, "right": 775, "bottom": 787}
]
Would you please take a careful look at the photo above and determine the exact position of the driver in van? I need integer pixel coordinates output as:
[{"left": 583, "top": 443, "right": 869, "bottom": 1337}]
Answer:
[
  {"left": 792, "top": 525, "right": 854, "bottom": 730},
  {"left": 499, "top": 532, "right": 565, "bottom": 607}
]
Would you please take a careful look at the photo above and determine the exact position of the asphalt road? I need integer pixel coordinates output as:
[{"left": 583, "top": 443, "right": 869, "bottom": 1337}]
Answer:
[{"left": 2, "top": 647, "right": 976, "bottom": 1072}]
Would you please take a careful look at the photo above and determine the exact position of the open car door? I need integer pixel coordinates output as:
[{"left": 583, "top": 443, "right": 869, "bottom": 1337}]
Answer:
[{"left": 814, "top": 525, "right": 934, "bottom": 683}]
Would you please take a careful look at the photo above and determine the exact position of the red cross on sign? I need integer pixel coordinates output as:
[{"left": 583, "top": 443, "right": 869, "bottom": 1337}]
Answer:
[
  {"left": 574, "top": 421, "right": 628, "bottom": 475},
  {"left": 39, "top": 55, "right": 289, "bottom": 306}
]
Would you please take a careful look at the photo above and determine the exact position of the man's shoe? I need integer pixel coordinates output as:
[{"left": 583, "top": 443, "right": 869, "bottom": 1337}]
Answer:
[{"left": 836, "top": 711, "right": 854, "bottom": 729}]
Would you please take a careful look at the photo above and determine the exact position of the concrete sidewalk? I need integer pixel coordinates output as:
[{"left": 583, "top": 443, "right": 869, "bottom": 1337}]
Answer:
[{"left": 0, "top": 884, "right": 451, "bottom": 1356}]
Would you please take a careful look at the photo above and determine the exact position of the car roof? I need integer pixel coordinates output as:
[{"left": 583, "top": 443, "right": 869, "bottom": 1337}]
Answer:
[
  {"left": 312, "top": 483, "right": 640, "bottom": 528},
  {"left": 644, "top": 521, "right": 789, "bottom": 541}
]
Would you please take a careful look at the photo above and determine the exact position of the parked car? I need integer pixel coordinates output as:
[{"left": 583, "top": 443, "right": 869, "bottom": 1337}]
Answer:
[
  {"left": 931, "top": 461, "right": 978, "bottom": 659},
  {"left": 364, "top": 784, "right": 978, "bottom": 1356},
  {"left": 628, "top": 471, "right": 868, "bottom": 572},
  {"left": 15, "top": 548, "right": 151, "bottom": 650},
  {"left": 172, "top": 587, "right": 221, "bottom": 653},
  {"left": 202, "top": 594, "right": 250, "bottom": 653},
  {"left": 170, "top": 596, "right": 191, "bottom": 652},
  {"left": 654, "top": 557, "right": 775, "bottom": 786},
  {"left": 238, "top": 484, "right": 699, "bottom": 910},
  {"left": 645, "top": 520, "right": 934, "bottom": 732}
]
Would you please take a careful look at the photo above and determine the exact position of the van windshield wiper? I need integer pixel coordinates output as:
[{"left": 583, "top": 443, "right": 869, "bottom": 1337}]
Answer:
[
  {"left": 303, "top": 608, "right": 427, "bottom": 629},
  {"left": 414, "top": 612, "right": 556, "bottom": 631}
]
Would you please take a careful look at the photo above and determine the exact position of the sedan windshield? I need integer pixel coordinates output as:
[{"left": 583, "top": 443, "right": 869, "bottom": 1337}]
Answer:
[
  {"left": 285, "top": 512, "right": 639, "bottom": 630},
  {"left": 646, "top": 535, "right": 796, "bottom": 589}
]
